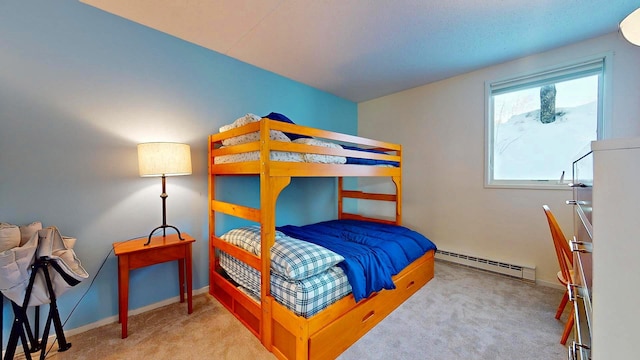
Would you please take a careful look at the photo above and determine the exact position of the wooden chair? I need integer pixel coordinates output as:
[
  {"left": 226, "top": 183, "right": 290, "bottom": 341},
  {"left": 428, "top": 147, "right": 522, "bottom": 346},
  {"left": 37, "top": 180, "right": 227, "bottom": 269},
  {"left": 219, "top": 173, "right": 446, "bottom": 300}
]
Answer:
[{"left": 542, "top": 205, "right": 574, "bottom": 345}]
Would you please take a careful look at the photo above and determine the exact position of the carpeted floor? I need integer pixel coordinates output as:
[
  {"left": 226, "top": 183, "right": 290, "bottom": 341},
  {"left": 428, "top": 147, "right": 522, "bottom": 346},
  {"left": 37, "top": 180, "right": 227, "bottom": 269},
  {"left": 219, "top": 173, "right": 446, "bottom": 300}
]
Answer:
[
  {"left": 338, "top": 261, "right": 568, "bottom": 360},
  {"left": 41, "top": 260, "right": 567, "bottom": 360}
]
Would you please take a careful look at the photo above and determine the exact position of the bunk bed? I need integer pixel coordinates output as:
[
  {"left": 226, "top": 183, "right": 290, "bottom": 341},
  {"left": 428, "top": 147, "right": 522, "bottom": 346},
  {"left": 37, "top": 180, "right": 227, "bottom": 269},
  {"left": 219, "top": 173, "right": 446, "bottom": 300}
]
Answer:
[{"left": 208, "top": 114, "right": 436, "bottom": 360}]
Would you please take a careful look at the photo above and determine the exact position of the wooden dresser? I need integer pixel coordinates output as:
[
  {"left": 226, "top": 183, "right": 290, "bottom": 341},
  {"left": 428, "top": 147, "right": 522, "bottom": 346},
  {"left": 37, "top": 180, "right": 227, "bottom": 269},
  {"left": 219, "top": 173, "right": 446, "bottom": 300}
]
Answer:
[{"left": 568, "top": 151, "right": 593, "bottom": 359}]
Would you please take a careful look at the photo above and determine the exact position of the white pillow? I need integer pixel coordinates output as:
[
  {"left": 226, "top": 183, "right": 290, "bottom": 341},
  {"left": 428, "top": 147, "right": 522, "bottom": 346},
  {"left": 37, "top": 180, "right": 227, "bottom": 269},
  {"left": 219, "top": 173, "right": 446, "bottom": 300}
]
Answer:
[
  {"left": 222, "top": 129, "right": 290, "bottom": 147},
  {"left": 293, "top": 138, "right": 347, "bottom": 164},
  {"left": 19, "top": 221, "right": 42, "bottom": 247},
  {"left": 219, "top": 113, "right": 291, "bottom": 146},
  {"left": 0, "top": 223, "right": 20, "bottom": 252},
  {"left": 219, "top": 113, "right": 261, "bottom": 133}
]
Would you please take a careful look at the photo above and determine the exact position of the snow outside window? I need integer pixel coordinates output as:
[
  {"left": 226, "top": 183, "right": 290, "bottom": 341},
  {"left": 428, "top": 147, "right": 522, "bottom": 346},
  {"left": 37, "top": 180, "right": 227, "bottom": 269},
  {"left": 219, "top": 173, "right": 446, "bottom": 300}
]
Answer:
[{"left": 485, "top": 54, "right": 609, "bottom": 189}]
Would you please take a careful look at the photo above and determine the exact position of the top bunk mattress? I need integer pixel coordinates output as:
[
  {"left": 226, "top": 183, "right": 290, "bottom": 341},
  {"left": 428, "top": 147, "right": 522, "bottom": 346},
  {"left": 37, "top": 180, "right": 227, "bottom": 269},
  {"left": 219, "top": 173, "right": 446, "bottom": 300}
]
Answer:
[{"left": 210, "top": 113, "right": 401, "bottom": 172}]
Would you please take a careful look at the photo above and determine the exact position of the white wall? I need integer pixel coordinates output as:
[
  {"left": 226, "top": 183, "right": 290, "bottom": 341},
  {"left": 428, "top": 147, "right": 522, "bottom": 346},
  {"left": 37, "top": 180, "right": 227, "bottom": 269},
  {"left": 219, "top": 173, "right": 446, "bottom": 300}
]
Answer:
[{"left": 358, "top": 32, "right": 640, "bottom": 285}]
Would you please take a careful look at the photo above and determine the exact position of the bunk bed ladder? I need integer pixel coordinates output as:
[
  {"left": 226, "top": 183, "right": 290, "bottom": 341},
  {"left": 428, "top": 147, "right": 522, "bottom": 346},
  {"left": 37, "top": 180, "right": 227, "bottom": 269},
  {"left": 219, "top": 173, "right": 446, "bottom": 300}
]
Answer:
[{"left": 337, "top": 176, "right": 402, "bottom": 225}]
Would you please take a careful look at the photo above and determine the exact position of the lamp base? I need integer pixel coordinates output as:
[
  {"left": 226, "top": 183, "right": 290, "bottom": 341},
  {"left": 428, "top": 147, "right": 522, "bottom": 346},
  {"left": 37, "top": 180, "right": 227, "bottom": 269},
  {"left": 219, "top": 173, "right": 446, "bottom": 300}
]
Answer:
[{"left": 144, "top": 225, "right": 185, "bottom": 246}]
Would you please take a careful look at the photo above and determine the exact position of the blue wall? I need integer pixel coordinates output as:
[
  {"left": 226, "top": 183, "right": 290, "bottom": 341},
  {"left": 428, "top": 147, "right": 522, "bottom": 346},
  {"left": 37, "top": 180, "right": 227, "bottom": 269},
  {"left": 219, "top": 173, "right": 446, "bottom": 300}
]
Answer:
[{"left": 0, "top": 0, "right": 356, "bottom": 340}]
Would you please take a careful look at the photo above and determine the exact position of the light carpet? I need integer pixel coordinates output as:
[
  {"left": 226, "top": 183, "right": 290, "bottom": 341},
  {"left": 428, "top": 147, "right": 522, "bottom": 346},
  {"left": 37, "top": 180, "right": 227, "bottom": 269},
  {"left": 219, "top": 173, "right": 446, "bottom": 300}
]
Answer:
[
  {"left": 338, "top": 261, "right": 567, "bottom": 360},
  {"left": 40, "top": 260, "right": 567, "bottom": 359}
]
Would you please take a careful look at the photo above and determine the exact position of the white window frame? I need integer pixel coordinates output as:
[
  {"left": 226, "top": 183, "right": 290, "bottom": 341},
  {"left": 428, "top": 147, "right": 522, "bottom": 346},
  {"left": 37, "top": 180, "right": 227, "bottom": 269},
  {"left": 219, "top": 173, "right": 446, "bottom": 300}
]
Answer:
[{"left": 484, "top": 52, "right": 612, "bottom": 190}]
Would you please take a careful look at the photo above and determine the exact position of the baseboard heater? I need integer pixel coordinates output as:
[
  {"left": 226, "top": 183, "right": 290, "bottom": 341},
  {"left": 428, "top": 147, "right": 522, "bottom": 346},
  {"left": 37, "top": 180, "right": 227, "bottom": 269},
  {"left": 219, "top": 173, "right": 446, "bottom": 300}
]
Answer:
[{"left": 435, "top": 249, "right": 536, "bottom": 281}]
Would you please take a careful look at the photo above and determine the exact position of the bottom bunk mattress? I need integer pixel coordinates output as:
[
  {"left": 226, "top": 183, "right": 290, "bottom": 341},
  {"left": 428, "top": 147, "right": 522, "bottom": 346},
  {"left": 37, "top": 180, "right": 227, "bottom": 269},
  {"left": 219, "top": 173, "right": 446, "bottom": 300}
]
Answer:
[
  {"left": 219, "top": 251, "right": 351, "bottom": 318},
  {"left": 217, "top": 220, "right": 437, "bottom": 317}
]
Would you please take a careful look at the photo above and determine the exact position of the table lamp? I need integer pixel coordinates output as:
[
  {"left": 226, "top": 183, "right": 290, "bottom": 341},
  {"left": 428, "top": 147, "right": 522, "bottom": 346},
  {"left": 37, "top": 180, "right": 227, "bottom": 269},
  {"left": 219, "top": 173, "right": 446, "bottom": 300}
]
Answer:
[
  {"left": 137, "top": 142, "right": 192, "bottom": 246},
  {"left": 620, "top": 8, "right": 640, "bottom": 46}
]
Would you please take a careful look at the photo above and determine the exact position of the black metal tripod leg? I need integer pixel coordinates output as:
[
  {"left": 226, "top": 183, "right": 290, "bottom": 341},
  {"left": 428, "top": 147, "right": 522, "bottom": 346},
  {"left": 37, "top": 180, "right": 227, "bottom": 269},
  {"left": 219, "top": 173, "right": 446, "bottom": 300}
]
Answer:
[
  {"left": 4, "top": 311, "right": 20, "bottom": 360},
  {"left": 34, "top": 306, "right": 40, "bottom": 346},
  {"left": 41, "top": 264, "right": 71, "bottom": 352},
  {"left": 49, "top": 302, "right": 71, "bottom": 352},
  {"left": 7, "top": 299, "right": 40, "bottom": 354},
  {"left": 17, "top": 320, "right": 32, "bottom": 360},
  {"left": 20, "top": 263, "right": 42, "bottom": 352},
  {"left": 4, "top": 302, "right": 32, "bottom": 360},
  {"left": 21, "top": 308, "right": 41, "bottom": 353},
  {"left": 38, "top": 313, "right": 52, "bottom": 360}
]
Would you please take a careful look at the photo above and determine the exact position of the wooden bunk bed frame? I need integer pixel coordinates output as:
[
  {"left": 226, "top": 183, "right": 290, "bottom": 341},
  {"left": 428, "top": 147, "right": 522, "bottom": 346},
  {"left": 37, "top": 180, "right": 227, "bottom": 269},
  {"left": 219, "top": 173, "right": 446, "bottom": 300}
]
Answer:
[{"left": 208, "top": 118, "right": 435, "bottom": 360}]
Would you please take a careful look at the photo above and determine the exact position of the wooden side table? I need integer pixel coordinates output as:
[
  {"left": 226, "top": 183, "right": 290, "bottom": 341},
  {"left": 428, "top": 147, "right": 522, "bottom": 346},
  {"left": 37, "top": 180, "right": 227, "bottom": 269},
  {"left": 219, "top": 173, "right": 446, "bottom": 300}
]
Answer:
[{"left": 113, "top": 233, "right": 195, "bottom": 338}]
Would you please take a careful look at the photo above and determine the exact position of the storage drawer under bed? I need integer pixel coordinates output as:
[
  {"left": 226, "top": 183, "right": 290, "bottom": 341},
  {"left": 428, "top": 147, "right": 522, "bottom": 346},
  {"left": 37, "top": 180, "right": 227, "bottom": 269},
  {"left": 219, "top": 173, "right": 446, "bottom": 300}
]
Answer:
[
  {"left": 216, "top": 250, "right": 435, "bottom": 360},
  {"left": 307, "top": 251, "right": 434, "bottom": 359}
]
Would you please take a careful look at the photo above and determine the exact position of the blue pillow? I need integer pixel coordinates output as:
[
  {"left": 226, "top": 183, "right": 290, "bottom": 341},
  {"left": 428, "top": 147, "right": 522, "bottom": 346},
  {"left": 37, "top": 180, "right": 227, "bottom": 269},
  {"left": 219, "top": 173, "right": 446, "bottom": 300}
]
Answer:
[
  {"left": 263, "top": 112, "right": 312, "bottom": 141},
  {"left": 342, "top": 145, "right": 400, "bottom": 166}
]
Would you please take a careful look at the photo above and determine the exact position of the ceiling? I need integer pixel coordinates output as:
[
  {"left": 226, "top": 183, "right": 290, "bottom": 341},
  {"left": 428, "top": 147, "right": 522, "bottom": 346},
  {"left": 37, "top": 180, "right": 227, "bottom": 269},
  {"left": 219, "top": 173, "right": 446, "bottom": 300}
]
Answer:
[{"left": 80, "top": 0, "right": 640, "bottom": 103}]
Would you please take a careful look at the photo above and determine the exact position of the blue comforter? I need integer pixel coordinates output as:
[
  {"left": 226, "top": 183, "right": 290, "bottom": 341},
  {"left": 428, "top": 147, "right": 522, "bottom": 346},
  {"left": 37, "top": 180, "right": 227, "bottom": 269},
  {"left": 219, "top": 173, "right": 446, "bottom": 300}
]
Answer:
[{"left": 277, "top": 220, "right": 436, "bottom": 302}]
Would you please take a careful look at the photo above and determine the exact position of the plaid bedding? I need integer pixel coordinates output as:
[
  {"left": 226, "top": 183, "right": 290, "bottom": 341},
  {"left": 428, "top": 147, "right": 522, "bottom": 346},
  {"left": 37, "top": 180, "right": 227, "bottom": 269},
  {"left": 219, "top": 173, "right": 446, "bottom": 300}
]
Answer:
[
  {"left": 220, "top": 226, "right": 344, "bottom": 280},
  {"left": 219, "top": 251, "right": 352, "bottom": 318}
]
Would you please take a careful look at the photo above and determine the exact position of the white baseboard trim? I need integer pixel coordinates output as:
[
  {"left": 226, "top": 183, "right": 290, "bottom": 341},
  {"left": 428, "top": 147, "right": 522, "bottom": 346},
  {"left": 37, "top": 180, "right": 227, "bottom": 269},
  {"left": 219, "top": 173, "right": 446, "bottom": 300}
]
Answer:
[
  {"left": 435, "top": 249, "right": 536, "bottom": 281},
  {"left": 436, "top": 257, "right": 565, "bottom": 290},
  {"left": 4, "top": 285, "right": 210, "bottom": 358}
]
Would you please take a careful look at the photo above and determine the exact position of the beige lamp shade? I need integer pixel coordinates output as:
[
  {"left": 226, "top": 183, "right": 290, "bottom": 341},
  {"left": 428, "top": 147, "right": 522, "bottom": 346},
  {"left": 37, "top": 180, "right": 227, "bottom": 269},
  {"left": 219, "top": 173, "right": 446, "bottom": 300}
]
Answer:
[
  {"left": 137, "top": 142, "right": 192, "bottom": 177},
  {"left": 620, "top": 8, "right": 640, "bottom": 46}
]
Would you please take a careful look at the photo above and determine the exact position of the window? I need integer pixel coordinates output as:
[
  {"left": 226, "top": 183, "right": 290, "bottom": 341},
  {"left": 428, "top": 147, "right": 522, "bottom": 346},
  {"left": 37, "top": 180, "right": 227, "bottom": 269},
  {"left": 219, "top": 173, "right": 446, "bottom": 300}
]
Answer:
[{"left": 485, "top": 54, "right": 610, "bottom": 188}]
